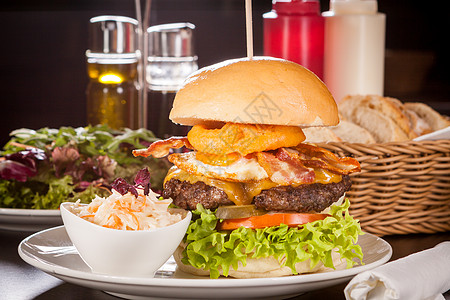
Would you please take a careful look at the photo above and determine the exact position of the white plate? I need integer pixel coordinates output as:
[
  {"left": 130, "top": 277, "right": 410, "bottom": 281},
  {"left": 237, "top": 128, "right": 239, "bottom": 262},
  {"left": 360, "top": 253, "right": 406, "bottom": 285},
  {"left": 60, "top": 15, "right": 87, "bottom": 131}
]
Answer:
[
  {"left": 18, "top": 226, "right": 392, "bottom": 300},
  {"left": 0, "top": 208, "right": 62, "bottom": 231}
]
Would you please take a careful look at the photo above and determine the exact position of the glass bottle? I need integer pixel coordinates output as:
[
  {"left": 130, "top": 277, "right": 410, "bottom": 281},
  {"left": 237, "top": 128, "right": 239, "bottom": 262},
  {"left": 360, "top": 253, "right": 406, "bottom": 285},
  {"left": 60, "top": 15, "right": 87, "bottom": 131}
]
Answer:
[
  {"left": 146, "top": 23, "right": 198, "bottom": 138},
  {"left": 263, "top": 0, "right": 325, "bottom": 79},
  {"left": 86, "top": 16, "right": 140, "bottom": 129}
]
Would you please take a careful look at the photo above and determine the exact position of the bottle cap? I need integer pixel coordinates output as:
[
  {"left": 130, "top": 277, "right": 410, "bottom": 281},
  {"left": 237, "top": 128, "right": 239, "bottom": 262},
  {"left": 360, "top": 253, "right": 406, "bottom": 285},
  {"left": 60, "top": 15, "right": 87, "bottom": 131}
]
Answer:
[
  {"left": 147, "top": 23, "right": 196, "bottom": 57},
  {"left": 330, "top": 0, "right": 378, "bottom": 14},
  {"left": 146, "top": 23, "right": 198, "bottom": 91},
  {"left": 273, "top": 0, "right": 321, "bottom": 15},
  {"left": 88, "top": 15, "right": 139, "bottom": 54}
]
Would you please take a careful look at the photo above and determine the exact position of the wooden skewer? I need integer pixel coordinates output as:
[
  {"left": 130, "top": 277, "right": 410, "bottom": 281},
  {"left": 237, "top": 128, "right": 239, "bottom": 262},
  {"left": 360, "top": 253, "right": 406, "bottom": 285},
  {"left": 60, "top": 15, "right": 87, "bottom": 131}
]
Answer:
[
  {"left": 245, "top": 0, "right": 253, "bottom": 60},
  {"left": 134, "top": 0, "right": 152, "bottom": 128}
]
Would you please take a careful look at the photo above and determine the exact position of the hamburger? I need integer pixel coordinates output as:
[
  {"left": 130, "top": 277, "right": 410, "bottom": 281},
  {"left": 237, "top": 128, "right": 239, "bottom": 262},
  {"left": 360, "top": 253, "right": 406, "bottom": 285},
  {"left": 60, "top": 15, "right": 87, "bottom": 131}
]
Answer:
[{"left": 133, "top": 57, "right": 363, "bottom": 279}]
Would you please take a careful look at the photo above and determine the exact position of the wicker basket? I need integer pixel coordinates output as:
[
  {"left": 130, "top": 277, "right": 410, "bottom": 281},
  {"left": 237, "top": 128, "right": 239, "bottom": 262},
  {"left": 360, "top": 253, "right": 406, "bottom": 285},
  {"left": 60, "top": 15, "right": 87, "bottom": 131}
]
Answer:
[{"left": 318, "top": 140, "right": 450, "bottom": 236}]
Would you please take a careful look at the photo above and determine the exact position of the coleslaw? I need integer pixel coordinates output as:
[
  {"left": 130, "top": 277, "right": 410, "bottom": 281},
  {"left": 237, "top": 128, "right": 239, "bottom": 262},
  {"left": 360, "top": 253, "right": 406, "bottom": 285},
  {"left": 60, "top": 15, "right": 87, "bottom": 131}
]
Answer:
[{"left": 72, "top": 189, "right": 182, "bottom": 230}]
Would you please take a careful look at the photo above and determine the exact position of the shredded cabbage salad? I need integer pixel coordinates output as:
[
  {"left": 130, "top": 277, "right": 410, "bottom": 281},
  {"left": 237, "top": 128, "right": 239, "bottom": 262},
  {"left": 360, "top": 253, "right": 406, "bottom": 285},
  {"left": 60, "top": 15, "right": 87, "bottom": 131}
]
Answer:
[{"left": 72, "top": 189, "right": 182, "bottom": 230}]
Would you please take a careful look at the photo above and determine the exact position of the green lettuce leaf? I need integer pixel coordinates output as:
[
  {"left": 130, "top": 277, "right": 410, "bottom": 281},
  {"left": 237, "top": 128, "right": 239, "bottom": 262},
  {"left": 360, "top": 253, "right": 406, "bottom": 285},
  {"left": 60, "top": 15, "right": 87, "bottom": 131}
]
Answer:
[
  {"left": 0, "top": 176, "right": 110, "bottom": 209},
  {"left": 181, "top": 199, "right": 364, "bottom": 279}
]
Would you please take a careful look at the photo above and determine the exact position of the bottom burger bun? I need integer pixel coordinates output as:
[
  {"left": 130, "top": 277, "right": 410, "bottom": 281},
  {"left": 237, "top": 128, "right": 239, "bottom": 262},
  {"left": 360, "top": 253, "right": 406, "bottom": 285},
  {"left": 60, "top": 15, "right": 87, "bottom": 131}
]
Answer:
[{"left": 174, "top": 243, "right": 345, "bottom": 279}]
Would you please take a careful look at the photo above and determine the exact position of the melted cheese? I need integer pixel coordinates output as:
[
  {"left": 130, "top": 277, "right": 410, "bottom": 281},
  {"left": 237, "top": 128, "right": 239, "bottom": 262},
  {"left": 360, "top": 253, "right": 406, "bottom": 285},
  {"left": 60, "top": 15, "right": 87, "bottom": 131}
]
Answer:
[
  {"left": 164, "top": 166, "right": 342, "bottom": 206},
  {"left": 164, "top": 167, "right": 251, "bottom": 205},
  {"left": 314, "top": 168, "right": 342, "bottom": 184}
]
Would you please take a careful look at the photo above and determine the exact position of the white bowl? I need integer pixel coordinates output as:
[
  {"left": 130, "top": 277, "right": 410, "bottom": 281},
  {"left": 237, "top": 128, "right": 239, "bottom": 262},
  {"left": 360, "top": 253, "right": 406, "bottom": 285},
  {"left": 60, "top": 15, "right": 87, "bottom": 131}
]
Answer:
[{"left": 60, "top": 202, "right": 191, "bottom": 277}]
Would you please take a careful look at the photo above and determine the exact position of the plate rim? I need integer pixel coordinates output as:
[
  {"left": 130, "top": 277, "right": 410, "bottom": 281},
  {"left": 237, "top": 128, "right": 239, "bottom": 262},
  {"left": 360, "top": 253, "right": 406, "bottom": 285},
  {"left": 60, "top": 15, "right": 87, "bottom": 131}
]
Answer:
[
  {"left": 0, "top": 207, "right": 60, "bottom": 217},
  {"left": 18, "top": 225, "right": 392, "bottom": 289}
]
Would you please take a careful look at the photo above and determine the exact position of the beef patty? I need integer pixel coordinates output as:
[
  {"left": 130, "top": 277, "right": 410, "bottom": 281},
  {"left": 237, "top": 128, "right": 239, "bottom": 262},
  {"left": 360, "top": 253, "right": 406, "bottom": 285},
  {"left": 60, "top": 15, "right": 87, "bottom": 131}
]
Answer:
[
  {"left": 163, "top": 175, "right": 351, "bottom": 212},
  {"left": 162, "top": 179, "right": 234, "bottom": 210},
  {"left": 254, "top": 175, "right": 351, "bottom": 212}
]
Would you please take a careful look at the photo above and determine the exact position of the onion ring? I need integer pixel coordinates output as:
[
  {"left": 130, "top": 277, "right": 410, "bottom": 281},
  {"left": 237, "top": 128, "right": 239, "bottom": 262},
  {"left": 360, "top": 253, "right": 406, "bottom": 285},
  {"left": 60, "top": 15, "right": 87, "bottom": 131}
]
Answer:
[{"left": 187, "top": 123, "right": 305, "bottom": 156}]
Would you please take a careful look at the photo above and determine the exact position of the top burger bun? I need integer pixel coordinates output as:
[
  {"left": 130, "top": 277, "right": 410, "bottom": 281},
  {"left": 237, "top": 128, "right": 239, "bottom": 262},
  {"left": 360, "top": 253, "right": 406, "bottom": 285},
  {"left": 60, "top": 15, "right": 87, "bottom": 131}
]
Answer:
[{"left": 169, "top": 57, "right": 339, "bottom": 127}]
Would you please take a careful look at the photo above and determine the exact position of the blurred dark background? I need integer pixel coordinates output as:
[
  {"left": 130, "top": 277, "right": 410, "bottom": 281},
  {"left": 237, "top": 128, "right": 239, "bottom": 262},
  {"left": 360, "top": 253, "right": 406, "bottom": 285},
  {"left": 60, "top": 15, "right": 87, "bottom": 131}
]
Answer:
[{"left": 1, "top": 0, "right": 449, "bottom": 146}]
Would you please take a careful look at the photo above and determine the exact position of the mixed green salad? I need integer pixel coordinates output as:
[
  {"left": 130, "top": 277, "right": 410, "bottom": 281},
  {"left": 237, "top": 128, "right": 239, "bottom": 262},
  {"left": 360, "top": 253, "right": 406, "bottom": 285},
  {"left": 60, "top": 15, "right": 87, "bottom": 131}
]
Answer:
[{"left": 0, "top": 125, "right": 170, "bottom": 209}]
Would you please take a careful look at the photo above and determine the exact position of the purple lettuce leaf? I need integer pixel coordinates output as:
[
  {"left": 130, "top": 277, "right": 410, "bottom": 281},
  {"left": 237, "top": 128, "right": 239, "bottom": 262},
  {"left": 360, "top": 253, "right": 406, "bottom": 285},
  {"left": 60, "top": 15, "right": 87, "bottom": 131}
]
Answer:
[
  {"left": 134, "top": 168, "right": 151, "bottom": 195},
  {"left": 111, "top": 168, "right": 151, "bottom": 197},
  {"left": 51, "top": 146, "right": 117, "bottom": 187},
  {"left": 0, "top": 148, "right": 47, "bottom": 182},
  {"left": 52, "top": 147, "right": 80, "bottom": 178},
  {"left": 0, "top": 160, "right": 36, "bottom": 182},
  {"left": 93, "top": 156, "right": 117, "bottom": 180},
  {"left": 111, "top": 177, "right": 138, "bottom": 197}
]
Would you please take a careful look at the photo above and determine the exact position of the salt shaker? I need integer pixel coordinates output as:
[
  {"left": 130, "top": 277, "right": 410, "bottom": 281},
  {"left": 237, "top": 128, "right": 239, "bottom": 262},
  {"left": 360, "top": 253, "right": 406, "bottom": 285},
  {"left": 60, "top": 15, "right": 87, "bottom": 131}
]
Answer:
[{"left": 146, "top": 23, "right": 198, "bottom": 138}]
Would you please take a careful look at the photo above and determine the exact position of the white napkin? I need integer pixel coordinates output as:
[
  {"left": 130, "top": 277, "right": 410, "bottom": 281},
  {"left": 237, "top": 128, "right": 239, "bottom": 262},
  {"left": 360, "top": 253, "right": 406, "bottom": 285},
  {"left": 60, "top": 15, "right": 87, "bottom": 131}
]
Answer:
[
  {"left": 413, "top": 126, "right": 450, "bottom": 141},
  {"left": 344, "top": 241, "right": 450, "bottom": 300}
]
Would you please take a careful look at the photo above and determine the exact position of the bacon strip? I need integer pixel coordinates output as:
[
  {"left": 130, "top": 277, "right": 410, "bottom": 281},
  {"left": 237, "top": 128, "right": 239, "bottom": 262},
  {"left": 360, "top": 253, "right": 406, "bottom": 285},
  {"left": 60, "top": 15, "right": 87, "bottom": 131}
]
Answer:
[
  {"left": 132, "top": 137, "right": 193, "bottom": 158},
  {"left": 293, "top": 144, "right": 361, "bottom": 175},
  {"left": 256, "top": 151, "right": 315, "bottom": 185},
  {"left": 255, "top": 144, "right": 360, "bottom": 185}
]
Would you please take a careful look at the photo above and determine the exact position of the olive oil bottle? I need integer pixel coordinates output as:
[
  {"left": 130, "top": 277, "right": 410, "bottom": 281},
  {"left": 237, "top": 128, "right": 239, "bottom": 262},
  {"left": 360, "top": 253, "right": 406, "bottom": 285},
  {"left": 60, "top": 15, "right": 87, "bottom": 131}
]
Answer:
[{"left": 86, "top": 16, "right": 140, "bottom": 129}]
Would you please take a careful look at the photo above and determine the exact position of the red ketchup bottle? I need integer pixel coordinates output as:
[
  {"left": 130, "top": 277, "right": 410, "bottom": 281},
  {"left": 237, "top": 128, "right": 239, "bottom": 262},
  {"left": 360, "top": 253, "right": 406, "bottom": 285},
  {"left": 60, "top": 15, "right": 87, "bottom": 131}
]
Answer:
[{"left": 263, "top": 0, "right": 324, "bottom": 79}]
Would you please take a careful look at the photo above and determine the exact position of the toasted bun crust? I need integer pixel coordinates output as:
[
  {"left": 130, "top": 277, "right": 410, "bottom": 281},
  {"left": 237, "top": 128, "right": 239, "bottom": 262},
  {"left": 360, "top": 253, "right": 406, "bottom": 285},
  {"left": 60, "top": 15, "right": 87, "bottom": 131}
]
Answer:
[
  {"left": 173, "top": 244, "right": 345, "bottom": 279},
  {"left": 170, "top": 57, "right": 338, "bottom": 127}
]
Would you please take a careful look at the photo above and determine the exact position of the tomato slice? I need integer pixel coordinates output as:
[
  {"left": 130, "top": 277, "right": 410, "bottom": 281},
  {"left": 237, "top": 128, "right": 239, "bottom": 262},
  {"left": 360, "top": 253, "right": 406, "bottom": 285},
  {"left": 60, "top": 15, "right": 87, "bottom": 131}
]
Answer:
[{"left": 216, "top": 213, "right": 330, "bottom": 231}]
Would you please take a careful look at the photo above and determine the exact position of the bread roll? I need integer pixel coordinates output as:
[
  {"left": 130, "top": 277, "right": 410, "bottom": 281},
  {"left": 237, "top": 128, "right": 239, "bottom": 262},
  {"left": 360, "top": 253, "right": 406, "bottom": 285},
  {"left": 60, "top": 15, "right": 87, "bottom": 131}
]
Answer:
[
  {"left": 333, "top": 95, "right": 449, "bottom": 142},
  {"left": 331, "top": 120, "right": 376, "bottom": 144},
  {"left": 339, "top": 95, "right": 412, "bottom": 138},
  {"left": 404, "top": 102, "right": 450, "bottom": 132},
  {"left": 403, "top": 109, "right": 432, "bottom": 137},
  {"left": 350, "top": 107, "right": 409, "bottom": 143},
  {"left": 303, "top": 127, "right": 341, "bottom": 143}
]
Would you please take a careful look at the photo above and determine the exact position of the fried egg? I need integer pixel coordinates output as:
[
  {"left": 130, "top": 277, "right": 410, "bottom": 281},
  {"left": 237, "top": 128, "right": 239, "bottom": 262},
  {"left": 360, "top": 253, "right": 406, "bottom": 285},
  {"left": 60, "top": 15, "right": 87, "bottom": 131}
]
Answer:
[{"left": 168, "top": 152, "right": 269, "bottom": 182}]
